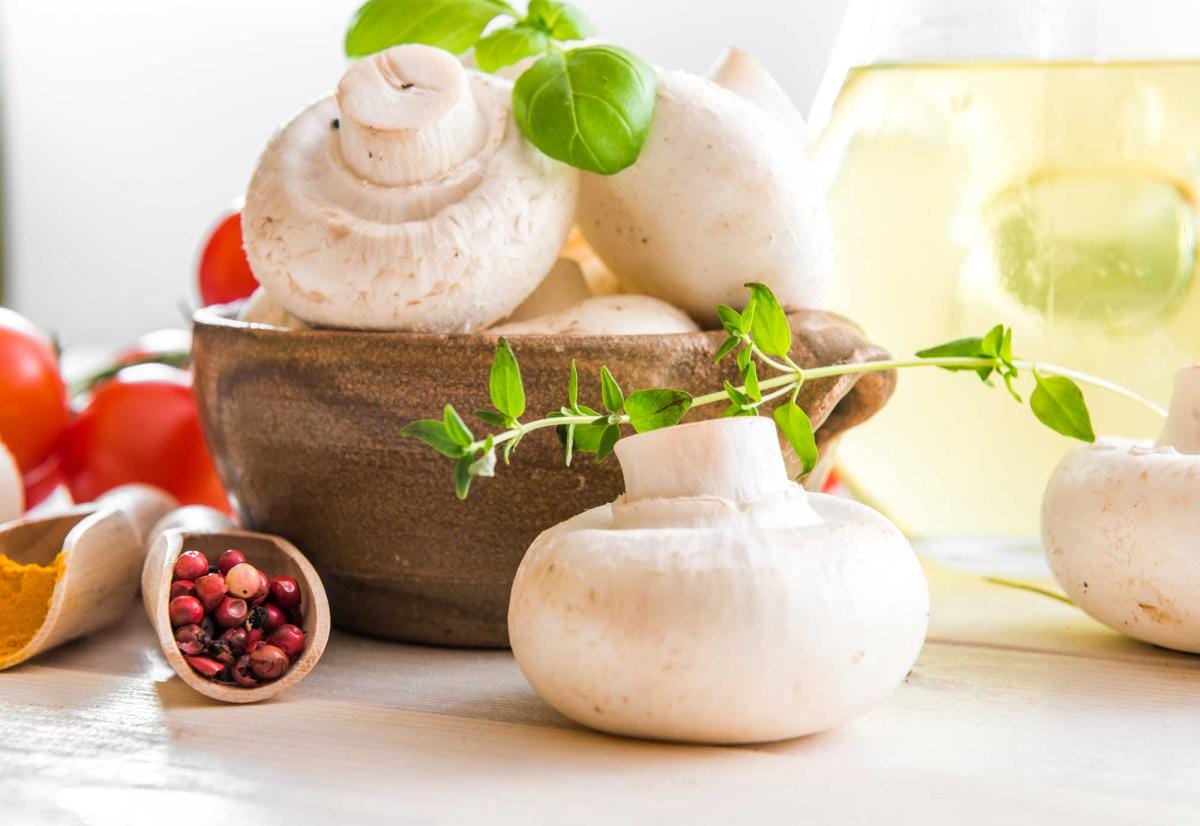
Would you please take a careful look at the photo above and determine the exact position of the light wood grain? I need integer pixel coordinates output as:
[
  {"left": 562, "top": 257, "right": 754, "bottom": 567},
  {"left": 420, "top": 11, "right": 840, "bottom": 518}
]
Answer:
[{"left": 2, "top": 548, "right": 1199, "bottom": 824}]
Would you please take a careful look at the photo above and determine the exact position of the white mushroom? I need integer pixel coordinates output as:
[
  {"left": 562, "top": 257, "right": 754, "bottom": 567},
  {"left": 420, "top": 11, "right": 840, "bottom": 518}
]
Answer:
[
  {"left": 577, "top": 60, "right": 834, "bottom": 328},
  {"left": 499, "top": 259, "right": 591, "bottom": 324},
  {"left": 237, "top": 288, "right": 311, "bottom": 330},
  {"left": 243, "top": 44, "right": 578, "bottom": 332},
  {"left": 1042, "top": 366, "right": 1200, "bottom": 653},
  {"left": 508, "top": 416, "right": 929, "bottom": 744},
  {"left": 489, "top": 294, "right": 700, "bottom": 336},
  {"left": 706, "top": 47, "right": 810, "bottom": 141},
  {"left": 0, "top": 440, "right": 22, "bottom": 523}
]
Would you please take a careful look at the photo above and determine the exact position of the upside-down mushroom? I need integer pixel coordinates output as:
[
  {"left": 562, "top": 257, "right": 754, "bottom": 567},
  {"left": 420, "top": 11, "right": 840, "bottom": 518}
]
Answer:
[
  {"left": 1043, "top": 366, "right": 1200, "bottom": 653},
  {"left": 508, "top": 416, "right": 928, "bottom": 744},
  {"left": 490, "top": 294, "right": 700, "bottom": 337},
  {"left": 243, "top": 44, "right": 578, "bottom": 332}
]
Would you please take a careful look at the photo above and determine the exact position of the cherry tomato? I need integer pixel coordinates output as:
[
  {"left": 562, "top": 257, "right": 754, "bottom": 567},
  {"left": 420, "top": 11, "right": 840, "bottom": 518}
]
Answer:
[
  {"left": 21, "top": 451, "right": 63, "bottom": 510},
  {"left": 0, "top": 308, "right": 70, "bottom": 473},
  {"left": 821, "top": 469, "right": 842, "bottom": 494},
  {"left": 61, "top": 364, "right": 229, "bottom": 511},
  {"left": 198, "top": 210, "right": 258, "bottom": 306}
]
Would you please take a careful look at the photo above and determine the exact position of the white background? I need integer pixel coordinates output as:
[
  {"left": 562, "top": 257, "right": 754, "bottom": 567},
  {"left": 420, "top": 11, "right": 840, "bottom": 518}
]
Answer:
[{"left": 0, "top": 0, "right": 848, "bottom": 346}]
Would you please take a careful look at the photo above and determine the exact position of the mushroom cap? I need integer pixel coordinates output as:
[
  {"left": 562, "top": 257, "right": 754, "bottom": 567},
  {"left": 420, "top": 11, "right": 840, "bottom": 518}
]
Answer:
[
  {"left": 497, "top": 258, "right": 592, "bottom": 325},
  {"left": 706, "top": 46, "right": 810, "bottom": 141},
  {"left": 508, "top": 418, "right": 928, "bottom": 743},
  {"left": 577, "top": 68, "right": 834, "bottom": 327},
  {"left": 0, "top": 439, "right": 22, "bottom": 523},
  {"left": 1043, "top": 437, "right": 1200, "bottom": 653},
  {"left": 243, "top": 45, "right": 578, "bottom": 332},
  {"left": 237, "top": 288, "right": 310, "bottom": 330},
  {"left": 489, "top": 294, "right": 700, "bottom": 336}
]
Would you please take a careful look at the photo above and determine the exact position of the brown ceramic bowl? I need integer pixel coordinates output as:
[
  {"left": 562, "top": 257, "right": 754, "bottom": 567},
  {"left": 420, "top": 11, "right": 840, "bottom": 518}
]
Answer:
[{"left": 192, "top": 307, "right": 895, "bottom": 648}]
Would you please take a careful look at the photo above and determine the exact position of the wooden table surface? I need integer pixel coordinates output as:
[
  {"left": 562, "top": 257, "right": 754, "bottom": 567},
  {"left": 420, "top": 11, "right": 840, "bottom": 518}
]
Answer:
[{"left": 2, "top": 555, "right": 1198, "bottom": 825}]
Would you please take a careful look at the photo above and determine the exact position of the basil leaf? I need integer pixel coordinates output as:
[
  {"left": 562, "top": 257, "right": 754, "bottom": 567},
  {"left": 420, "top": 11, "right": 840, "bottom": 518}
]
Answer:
[
  {"left": 625, "top": 389, "right": 692, "bottom": 433},
  {"left": 474, "top": 24, "right": 549, "bottom": 72},
  {"left": 595, "top": 424, "right": 621, "bottom": 462},
  {"left": 513, "top": 45, "right": 656, "bottom": 175},
  {"left": 345, "top": 0, "right": 514, "bottom": 57},
  {"left": 568, "top": 359, "right": 580, "bottom": 410},
  {"left": 526, "top": 0, "right": 595, "bottom": 40},
  {"left": 745, "top": 282, "right": 792, "bottom": 357},
  {"left": 453, "top": 456, "right": 474, "bottom": 499},
  {"left": 489, "top": 338, "right": 526, "bottom": 420},
  {"left": 774, "top": 402, "right": 819, "bottom": 474},
  {"left": 443, "top": 404, "right": 474, "bottom": 447},
  {"left": 1031, "top": 373, "right": 1096, "bottom": 442},
  {"left": 713, "top": 336, "right": 740, "bottom": 364},
  {"left": 400, "top": 419, "right": 465, "bottom": 458},
  {"left": 600, "top": 366, "right": 624, "bottom": 413},
  {"left": 743, "top": 361, "right": 761, "bottom": 403},
  {"left": 474, "top": 409, "right": 509, "bottom": 427}
]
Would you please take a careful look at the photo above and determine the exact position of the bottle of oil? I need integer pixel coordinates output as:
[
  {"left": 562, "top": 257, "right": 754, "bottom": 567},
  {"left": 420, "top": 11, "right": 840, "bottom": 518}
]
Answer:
[{"left": 811, "top": 1, "right": 1200, "bottom": 540}]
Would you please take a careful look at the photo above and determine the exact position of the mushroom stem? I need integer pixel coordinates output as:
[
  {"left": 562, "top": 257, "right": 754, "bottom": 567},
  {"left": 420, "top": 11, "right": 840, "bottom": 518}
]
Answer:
[
  {"left": 336, "top": 44, "right": 488, "bottom": 186},
  {"left": 614, "top": 417, "right": 790, "bottom": 503},
  {"left": 1156, "top": 365, "right": 1200, "bottom": 454}
]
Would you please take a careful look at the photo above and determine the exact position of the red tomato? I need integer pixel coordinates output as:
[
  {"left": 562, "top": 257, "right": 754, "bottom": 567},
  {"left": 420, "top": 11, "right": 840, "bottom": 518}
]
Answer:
[
  {"left": 21, "top": 451, "right": 63, "bottom": 510},
  {"left": 198, "top": 211, "right": 258, "bottom": 306},
  {"left": 0, "top": 308, "right": 70, "bottom": 473},
  {"left": 61, "top": 364, "right": 229, "bottom": 511}
]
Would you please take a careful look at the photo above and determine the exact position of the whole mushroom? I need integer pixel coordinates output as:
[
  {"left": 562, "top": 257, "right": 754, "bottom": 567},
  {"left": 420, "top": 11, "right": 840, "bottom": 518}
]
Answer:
[
  {"left": 490, "top": 295, "right": 700, "bottom": 337},
  {"left": 498, "top": 259, "right": 592, "bottom": 325},
  {"left": 1043, "top": 366, "right": 1200, "bottom": 653},
  {"left": 576, "top": 53, "right": 833, "bottom": 328},
  {"left": 243, "top": 44, "right": 578, "bottom": 332},
  {"left": 509, "top": 416, "right": 928, "bottom": 744}
]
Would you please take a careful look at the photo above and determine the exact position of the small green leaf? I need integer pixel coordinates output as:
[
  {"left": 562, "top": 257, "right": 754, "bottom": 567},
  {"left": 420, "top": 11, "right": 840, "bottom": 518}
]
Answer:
[
  {"left": 568, "top": 359, "right": 579, "bottom": 410},
  {"left": 571, "top": 421, "right": 608, "bottom": 453},
  {"left": 512, "top": 45, "right": 656, "bottom": 175},
  {"left": 595, "top": 424, "right": 621, "bottom": 462},
  {"left": 736, "top": 346, "right": 752, "bottom": 373},
  {"left": 489, "top": 338, "right": 526, "bottom": 420},
  {"left": 474, "top": 24, "right": 549, "bottom": 72},
  {"left": 344, "top": 0, "right": 513, "bottom": 57},
  {"left": 600, "top": 366, "right": 624, "bottom": 413},
  {"left": 443, "top": 404, "right": 474, "bottom": 447},
  {"left": 916, "top": 335, "right": 993, "bottom": 382},
  {"left": 526, "top": 0, "right": 595, "bottom": 40},
  {"left": 774, "top": 402, "right": 819, "bottom": 474},
  {"left": 743, "top": 361, "right": 761, "bottom": 402},
  {"left": 453, "top": 456, "right": 474, "bottom": 500},
  {"left": 474, "top": 409, "right": 510, "bottom": 427},
  {"left": 400, "top": 419, "right": 465, "bottom": 458},
  {"left": 713, "top": 336, "right": 740, "bottom": 364},
  {"left": 739, "top": 298, "right": 757, "bottom": 333},
  {"left": 1030, "top": 372, "right": 1096, "bottom": 442},
  {"left": 999, "top": 327, "right": 1015, "bottom": 369},
  {"left": 724, "top": 380, "right": 750, "bottom": 408},
  {"left": 716, "top": 305, "right": 744, "bottom": 336},
  {"left": 745, "top": 282, "right": 792, "bottom": 357},
  {"left": 979, "top": 325, "right": 1005, "bottom": 359},
  {"left": 625, "top": 389, "right": 692, "bottom": 433}
]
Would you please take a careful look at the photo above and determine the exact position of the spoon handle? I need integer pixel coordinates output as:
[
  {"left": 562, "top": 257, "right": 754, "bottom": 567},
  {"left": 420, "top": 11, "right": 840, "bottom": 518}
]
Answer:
[
  {"left": 145, "top": 505, "right": 237, "bottom": 552},
  {"left": 94, "top": 484, "right": 179, "bottom": 548}
]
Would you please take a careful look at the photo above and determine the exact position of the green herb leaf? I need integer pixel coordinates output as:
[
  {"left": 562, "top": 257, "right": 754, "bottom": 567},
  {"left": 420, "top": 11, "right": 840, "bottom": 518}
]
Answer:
[
  {"left": 595, "top": 424, "right": 621, "bottom": 462},
  {"left": 716, "top": 304, "right": 744, "bottom": 336},
  {"left": 713, "top": 336, "right": 740, "bottom": 364},
  {"left": 344, "top": 0, "right": 513, "bottom": 57},
  {"left": 525, "top": 0, "right": 595, "bottom": 40},
  {"left": 745, "top": 282, "right": 792, "bottom": 357},
  {"left": 743, "top": 361, "right": 761, "bottom": 402},
  {"left": 736, "top": 346, "right": 752, "bottom": 373},
  {"left": 724, "top": 380, "right": 750, "bottom": 408},
  {"left": 474, "top": 409, "right": 510, "bottom": 427},
  {"left": 568, "top": 359, "right": 580, "bottom": 410},
  {"left": 1030, "top": 372, "right": 1096, "bottom": 442},
  {"left": 489, "top": 338, "right": 526, "bottom": 420},
  {"left": 443, "top": 404, "right": 474, "bottom": 447},
  {"left": 512, "top": 45, "right": 656, "bottom": 175},
  {"left": 600, "top": 366, "right": 624, "bottom": 413},
  {"left": 773, "top": 402, "right": 818, "bottom": 474},
  {"left": 453, "top": 456, "right": 474, "bottom": 499},
  {"left": 625, "top": 389, "right": 692, "bottom": 433},
  {"left": 916, "top": 335, "right": 994, "bottom": 382},
  {"left": 474, "top": 24, "right": 549, "bottom": 72},
  {"left": 739, "top": 298, "right": 757, "bottom": 333},
  {"left": 979, "top": 325, "right": 1005, "bottom": 359},
  {"left": 400, "top": 419, "right": 465, "bottom": 458}
]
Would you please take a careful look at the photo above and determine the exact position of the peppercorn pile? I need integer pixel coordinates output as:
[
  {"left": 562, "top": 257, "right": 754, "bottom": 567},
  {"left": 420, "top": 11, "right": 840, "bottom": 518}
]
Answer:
[{"left": 168, "top": 548, "right": 305, "bottom": 686}]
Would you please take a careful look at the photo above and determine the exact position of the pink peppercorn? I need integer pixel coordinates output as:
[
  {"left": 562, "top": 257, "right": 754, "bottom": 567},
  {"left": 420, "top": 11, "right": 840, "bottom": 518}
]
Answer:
[
  {"left": 185, "top": 656, "right": 225, "bottom": 679},
  {"left": 269, "top": 576, "right": 302, "bottom": 610},
  {"left": 169, "top": 579, "right": 196, "bottom": 601},
  {"left": 220, "top": 627, "right": 248, "bottom": 657},
  {"left": 268, "top": 624, "right": 306, "bottom": 660},
  {"left": 249, "top": 644, "right": 289, "bottom": 680},
  {"left": 226, "top": 563, "right": 267, "bottom": 600},
  {"left": 172, "top": 550, "right": 208, "bottom": 582},
  {"left": 231, "top": 655, "right": 259, "bottom": 687},
  {"left": 194, "top": 573, "right": 227, "bottom": 612},
  {"left": 174, "top": 624, "right": 207, "bottom": 656},
  {"left": 169, "top": 595, "right": 205, "bottom": 628},
  {"left": 217, "top": 549, "right": 247, "bottom": 575},
  {"left": 214, "top": 596, "right": 248, "bottom": 628}
]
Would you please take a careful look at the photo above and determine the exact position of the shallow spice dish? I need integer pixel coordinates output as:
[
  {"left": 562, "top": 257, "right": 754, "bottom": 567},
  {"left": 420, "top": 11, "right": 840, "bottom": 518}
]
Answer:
[{"left": 191, "top": 307, "right": 896, "bottom": 647}]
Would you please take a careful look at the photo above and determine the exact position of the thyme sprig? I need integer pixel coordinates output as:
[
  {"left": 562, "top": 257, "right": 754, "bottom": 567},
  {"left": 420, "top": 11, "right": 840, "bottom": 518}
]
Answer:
[{"left": 402, "top": 283, "right": 1166, "bottom": 499}]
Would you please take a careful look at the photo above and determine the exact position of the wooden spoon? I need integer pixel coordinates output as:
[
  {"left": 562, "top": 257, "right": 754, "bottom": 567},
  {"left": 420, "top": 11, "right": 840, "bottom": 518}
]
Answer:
[
  {"left": 0, "top": 484, "right": 178, "bottom": 671},
  {"left": 142, "top": 506, "right": 331, "bottom": 703}
]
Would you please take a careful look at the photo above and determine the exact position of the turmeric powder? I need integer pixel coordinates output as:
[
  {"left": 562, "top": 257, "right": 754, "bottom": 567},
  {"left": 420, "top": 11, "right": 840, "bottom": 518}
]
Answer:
[{"left": 0, "top": 552, "right": 64, "bottom": 660}]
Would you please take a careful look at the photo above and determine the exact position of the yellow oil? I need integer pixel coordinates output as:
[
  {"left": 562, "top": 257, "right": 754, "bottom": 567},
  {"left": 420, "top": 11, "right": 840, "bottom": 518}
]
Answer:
[{"left": 814, "top": 62, "right": 1200, "bottom": 538}]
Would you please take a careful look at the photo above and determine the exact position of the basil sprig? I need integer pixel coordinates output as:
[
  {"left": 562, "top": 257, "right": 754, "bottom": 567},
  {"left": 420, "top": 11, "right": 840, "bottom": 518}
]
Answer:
[{"left": 345, "top": 0, "right": 656, "bottom": 175}]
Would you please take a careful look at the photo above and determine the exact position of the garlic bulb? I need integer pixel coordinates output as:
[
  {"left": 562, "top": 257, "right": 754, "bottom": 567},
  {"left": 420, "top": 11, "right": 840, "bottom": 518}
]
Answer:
[
  {"left": 509, "top": 416, "right": 929, "bottom": 744},
  {"left": 243, "top": 45, "right": 578, "bottom": 332}
]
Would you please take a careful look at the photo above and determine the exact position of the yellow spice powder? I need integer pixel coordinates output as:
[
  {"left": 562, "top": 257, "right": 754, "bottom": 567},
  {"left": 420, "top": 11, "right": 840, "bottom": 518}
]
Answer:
[{"left": 0, "top": 552, "right": 64, "bottom": 658}]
